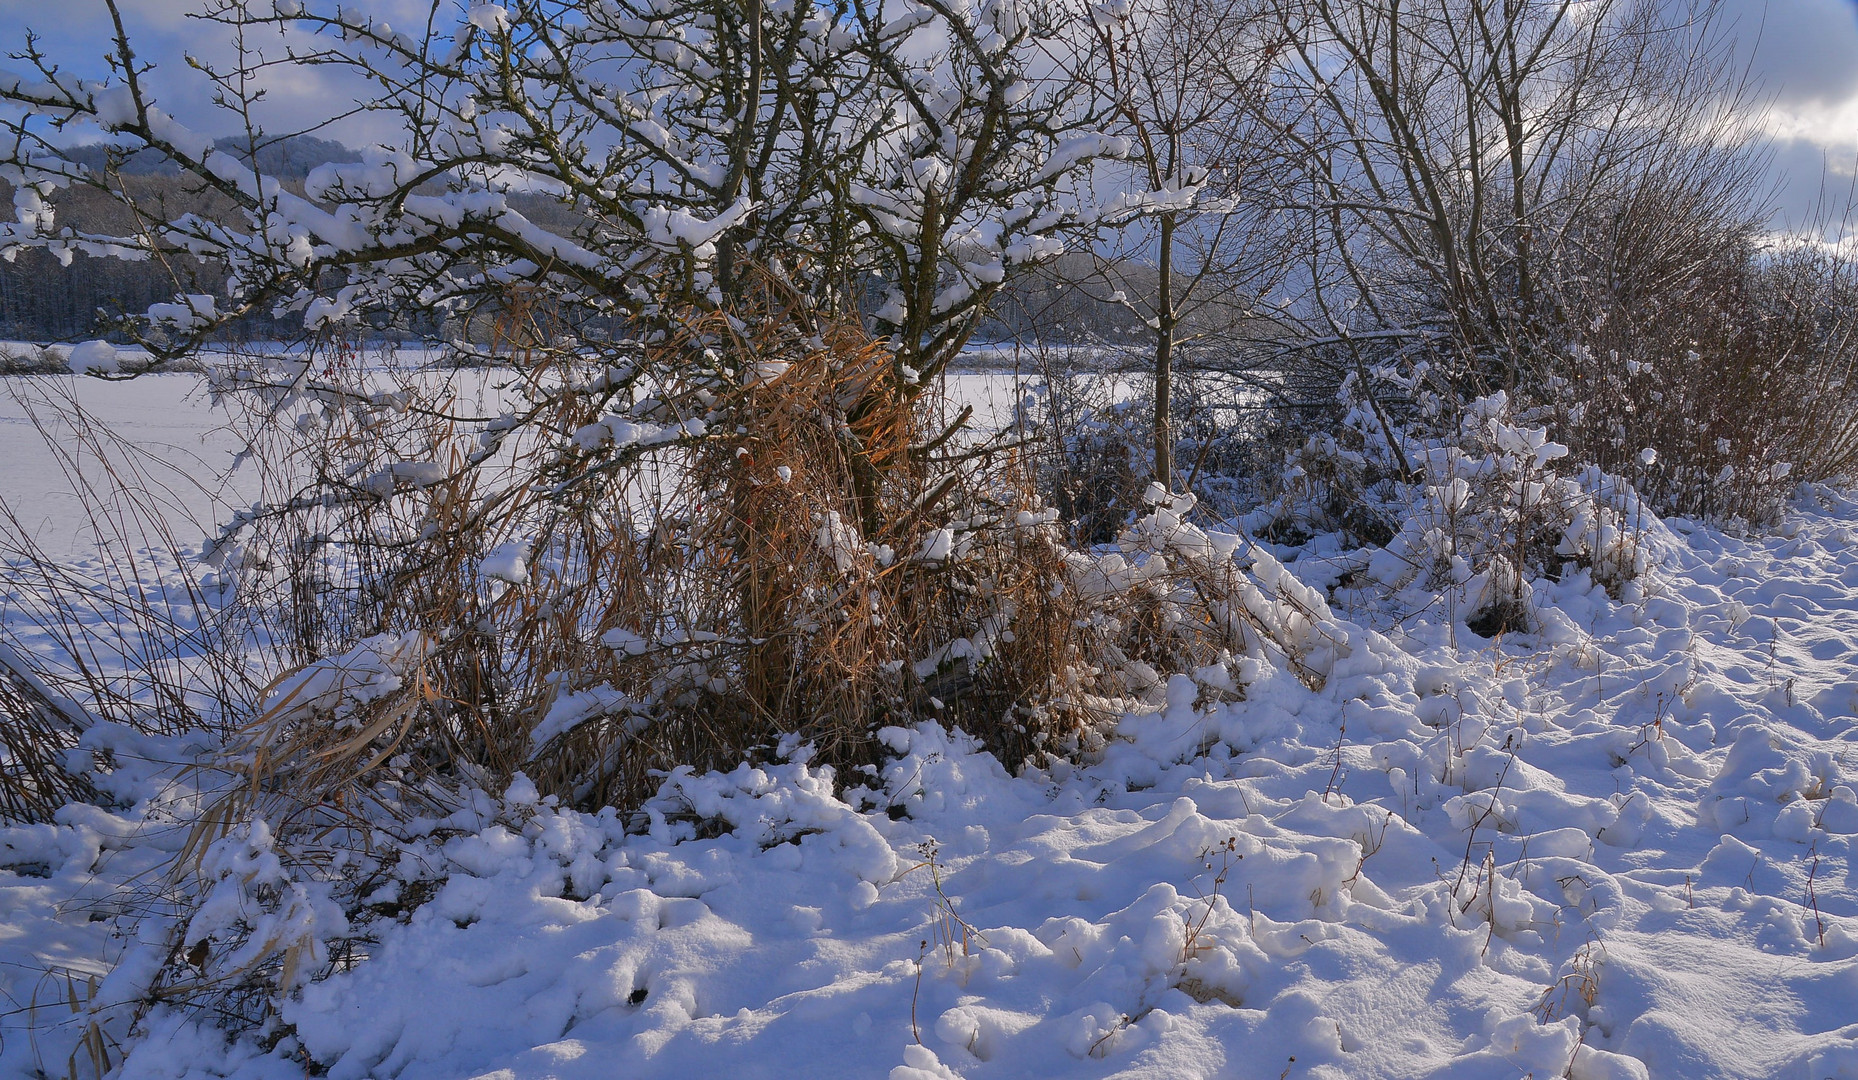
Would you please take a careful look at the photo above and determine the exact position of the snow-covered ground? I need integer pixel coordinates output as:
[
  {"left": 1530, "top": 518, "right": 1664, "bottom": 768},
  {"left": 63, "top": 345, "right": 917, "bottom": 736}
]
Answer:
[{"left": 3, "top": 376, "right": 1857, "bottom": 1080}]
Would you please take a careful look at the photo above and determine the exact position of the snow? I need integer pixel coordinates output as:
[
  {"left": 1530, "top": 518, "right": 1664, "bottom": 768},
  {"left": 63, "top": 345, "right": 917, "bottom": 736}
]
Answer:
[
  {"left": 466, "top": 4, "right": 511, "bottom": 33},
  {"left": 481, "top": 540, "right": 532, "bottom": 586},
  {"left": 530, "top": 685, "right": 650, "bottom": 752},
  {"left": 5, "top": 375, "right": 1858, "bottom": 1080},
  {"left": 254, "top": 632, "right": 430, "bottom": 728},
  {"left": 146, "top": 296, "right": 219, "bottom": 333},
  {"left": 66, "top": 340, "right": 121, "bottom": 374},
  {"left": 814, "top": 510, "right": 865, "bottom": 573},
  {"left": 571, "top": 415, "right": 709, "bottom": 453},
  {"left": 637, "top": 197, "right": 755, "bottom": 258},
  {"left": 916, "top": 525, "right": 962, "bottom": 563}
]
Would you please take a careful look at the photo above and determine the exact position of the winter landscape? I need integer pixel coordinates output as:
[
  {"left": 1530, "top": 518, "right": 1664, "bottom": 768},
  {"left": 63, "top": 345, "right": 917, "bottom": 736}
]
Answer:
[{"left": 3, "top": 1, "right": 1858, "bottom": 1078}]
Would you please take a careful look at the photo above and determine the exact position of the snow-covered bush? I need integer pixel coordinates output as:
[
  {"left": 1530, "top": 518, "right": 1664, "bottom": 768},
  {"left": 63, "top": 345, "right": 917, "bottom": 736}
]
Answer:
[
  {"left": 187, "top": 312, "right": 1342, "bottom": 822},
  {"left": 0, "top": 343, "right": 66, "bottom": 375},
  {"left": 0, "top": 0, "right": 1170, "bottom": 807},
  {"left": 1241, "top": 0, "right": 1858, "bottom": 539},
  {"left": 1025, "top": 363, "right": 1274, "bottom": 546},
  {"left": 1247, "top": 384, "right": 1653, "bottom": 634}
]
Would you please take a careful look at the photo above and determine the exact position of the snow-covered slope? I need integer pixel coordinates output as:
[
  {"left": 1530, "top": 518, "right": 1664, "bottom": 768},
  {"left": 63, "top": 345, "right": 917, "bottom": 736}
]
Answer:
[{"left": 5, "top": 489, "right": 1858, "bottom": 1080}]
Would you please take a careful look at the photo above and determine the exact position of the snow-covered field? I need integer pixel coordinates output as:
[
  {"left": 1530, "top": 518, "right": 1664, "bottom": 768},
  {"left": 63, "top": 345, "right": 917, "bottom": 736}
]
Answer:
[{"left": 3, "top": 374, "right": 1858, "bottom": 1080}]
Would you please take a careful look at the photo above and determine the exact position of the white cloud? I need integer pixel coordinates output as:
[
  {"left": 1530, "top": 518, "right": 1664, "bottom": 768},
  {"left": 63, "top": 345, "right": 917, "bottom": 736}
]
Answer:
[{"left": 1706, "top": 0, "right": 1858, "bottom": 227}]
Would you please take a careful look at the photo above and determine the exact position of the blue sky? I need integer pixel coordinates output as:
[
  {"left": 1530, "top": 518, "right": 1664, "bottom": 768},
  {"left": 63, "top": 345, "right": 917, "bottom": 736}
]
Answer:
[{"left": 1, "top": 0, "right": 1855, "bottom": 227}]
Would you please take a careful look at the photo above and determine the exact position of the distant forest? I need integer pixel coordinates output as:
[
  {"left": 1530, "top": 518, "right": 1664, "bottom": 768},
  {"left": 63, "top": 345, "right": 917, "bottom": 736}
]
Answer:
[
  {"left": 1, "top": 135, "right": 1162, "bottom": 351},
  {"left": 0, "top": 136, "right": 363, "bottom": 342}
]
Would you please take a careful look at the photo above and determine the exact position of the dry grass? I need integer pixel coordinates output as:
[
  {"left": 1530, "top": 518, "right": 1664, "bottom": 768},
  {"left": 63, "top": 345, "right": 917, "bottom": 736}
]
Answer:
[
  {"left": 0, "top": 294, "right": 1393, "bottom": 859},
  {"left": 0, "top": 380, "right": 260, "bottom": 734},
  {"left": 0, "top": 642, "right": 98, "bottom": 822},
  {"left": 0, "top": 377, "right": 266, "bottom": 822},
  {"left": 160, "top": 292, "right": 1310, "bottom": 837},
  {"left": 121, "top": 304, "right": 1130, "bottom": 831}
]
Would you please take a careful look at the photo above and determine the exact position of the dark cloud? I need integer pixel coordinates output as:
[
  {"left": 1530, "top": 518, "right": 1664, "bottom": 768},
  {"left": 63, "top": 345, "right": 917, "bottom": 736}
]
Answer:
[
  {"left": 1765, "top": 136, "right": 1858, "bottom": 231},
  {"left": 1703, "top": 0, "right": 1858, "bottom": 227}
]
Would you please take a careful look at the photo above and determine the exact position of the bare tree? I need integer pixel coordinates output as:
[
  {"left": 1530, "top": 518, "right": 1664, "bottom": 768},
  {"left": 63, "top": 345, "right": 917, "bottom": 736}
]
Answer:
[
  {"left": 0, "top": 0, "right": 1155, "bottom": 793},
  {"left": 1, "top": 0, "right": 1124, "bottom": 391},
  {"left": 1260, "top": 0, "right": 1767, "bottom": 401},
  {"left": 1072, "top": 0, "right": 1292, "bottom": 489}
]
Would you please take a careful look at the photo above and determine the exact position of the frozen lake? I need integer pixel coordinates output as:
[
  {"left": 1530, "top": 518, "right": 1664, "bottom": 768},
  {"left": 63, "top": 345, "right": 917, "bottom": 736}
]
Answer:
[
  {"left": 0, "top": 366, "right": 1065, "bottom": 560},
  {"left": 0, "top": 375, "right": 245, "bottom": 559}
]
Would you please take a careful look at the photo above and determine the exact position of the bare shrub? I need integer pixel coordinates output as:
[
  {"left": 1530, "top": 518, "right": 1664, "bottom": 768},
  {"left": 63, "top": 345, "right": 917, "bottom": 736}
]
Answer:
[
  {"left": 1028, "top": 363, "right": 1152, "bottom": 547},
  {"left": 1248, "top": 0, "right": 1850, "bottom": 533},
  {"left": 0, "top": 344, "right": 68, "bottom": 375},
  {"left": 1025, "top": 354, "right": 1288, "bottom": 548},
  {"left": 167, "top": 307, "right": 1130, "bottom": 822},
  {"left": 1548, "top": 240, "right": 1858, "bottom": 525},
  {"left": 80, "top": 293, "right": 1352, "bottom": 863}
]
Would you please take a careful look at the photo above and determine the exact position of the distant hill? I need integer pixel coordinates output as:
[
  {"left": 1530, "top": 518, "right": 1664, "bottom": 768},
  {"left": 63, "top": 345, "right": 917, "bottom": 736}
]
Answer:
[{"left": 61, "top": 134, "right": 360, "bottom": 182}]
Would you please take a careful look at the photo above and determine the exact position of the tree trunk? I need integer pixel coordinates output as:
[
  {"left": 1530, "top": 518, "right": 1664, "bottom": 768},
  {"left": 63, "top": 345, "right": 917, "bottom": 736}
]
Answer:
[{"left": 1154, "top": 212, "right": 1176, "bottom": 490}]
